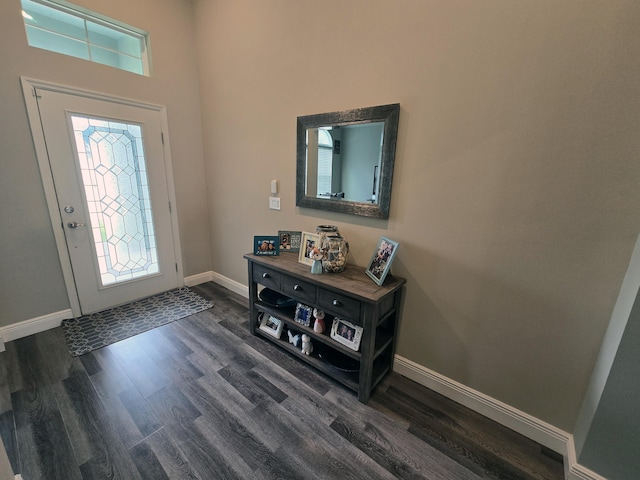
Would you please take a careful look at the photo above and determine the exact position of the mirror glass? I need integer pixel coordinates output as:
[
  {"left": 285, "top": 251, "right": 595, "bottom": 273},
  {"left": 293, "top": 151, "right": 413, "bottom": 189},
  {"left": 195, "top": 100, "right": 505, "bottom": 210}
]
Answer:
[{"left": 296, "top": 104, "right": 400, "bottom": 219}]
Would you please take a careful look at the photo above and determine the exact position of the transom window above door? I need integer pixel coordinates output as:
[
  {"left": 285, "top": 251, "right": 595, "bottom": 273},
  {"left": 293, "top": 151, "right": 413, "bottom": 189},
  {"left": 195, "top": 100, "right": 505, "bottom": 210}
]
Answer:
[{"left": 20, "top": 0, "right": 150, "bottom": 76}]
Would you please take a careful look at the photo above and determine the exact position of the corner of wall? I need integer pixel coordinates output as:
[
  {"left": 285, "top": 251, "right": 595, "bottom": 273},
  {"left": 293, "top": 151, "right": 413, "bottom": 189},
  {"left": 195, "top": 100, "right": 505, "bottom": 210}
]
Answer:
[
  {"left": 565, "top": 437, "right": 607, "bottom": 480},
  {"left": 185, "top": 271, "right": 248, "bottom": 298},
  {"left": 571, "top": 232, "right": 640, "bottom": 457}
]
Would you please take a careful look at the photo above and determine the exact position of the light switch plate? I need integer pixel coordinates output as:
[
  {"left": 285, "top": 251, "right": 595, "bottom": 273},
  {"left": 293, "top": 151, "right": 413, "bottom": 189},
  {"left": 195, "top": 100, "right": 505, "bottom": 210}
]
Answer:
[{"left": 269, "top": 197, "right": 280, "bottom": 210}]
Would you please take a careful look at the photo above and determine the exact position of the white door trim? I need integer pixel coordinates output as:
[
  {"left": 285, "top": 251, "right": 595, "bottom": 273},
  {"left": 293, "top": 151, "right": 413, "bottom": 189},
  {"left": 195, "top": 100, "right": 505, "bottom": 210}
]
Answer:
[{"left": 21, "top": 77, "right": 184, "bottom": 317}]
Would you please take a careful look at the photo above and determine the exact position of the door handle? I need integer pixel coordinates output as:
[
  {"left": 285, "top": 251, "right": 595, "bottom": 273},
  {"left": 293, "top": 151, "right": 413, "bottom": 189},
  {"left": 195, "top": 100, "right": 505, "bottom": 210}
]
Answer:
[{"left": 67, "top": 221, "right": 87, "bottom": 229}]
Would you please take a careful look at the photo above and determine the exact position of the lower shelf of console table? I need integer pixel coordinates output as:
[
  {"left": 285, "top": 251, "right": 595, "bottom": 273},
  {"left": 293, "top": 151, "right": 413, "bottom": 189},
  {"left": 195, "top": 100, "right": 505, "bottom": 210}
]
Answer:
[{"left": 244, "top": 252, "right": 405, "bottom": 403}]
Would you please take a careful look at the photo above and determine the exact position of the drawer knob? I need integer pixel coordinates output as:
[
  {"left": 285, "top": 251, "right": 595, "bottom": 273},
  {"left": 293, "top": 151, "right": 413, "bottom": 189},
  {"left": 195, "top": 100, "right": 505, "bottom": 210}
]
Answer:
[
  {"left": 332, "top": 299, "right": 342, "bottom": 307},
  {"left": 262, "top": 272, "right": 270, "bottom": 279},
  {"left": 293, "top": 284, "right": 301, "bottom": 291}
]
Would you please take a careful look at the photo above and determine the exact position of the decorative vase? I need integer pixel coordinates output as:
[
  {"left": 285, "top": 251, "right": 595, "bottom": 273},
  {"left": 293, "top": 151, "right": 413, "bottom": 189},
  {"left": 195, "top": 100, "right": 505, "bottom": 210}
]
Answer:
[{"left": 316, "top": 225, "right": 349, "bottom": 273}]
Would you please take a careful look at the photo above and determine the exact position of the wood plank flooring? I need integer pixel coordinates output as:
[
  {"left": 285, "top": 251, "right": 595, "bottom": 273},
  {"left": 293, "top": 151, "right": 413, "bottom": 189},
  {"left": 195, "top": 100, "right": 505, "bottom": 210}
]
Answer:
[{"left": 0, "top": 282, "right": 564, "bottom": 479}]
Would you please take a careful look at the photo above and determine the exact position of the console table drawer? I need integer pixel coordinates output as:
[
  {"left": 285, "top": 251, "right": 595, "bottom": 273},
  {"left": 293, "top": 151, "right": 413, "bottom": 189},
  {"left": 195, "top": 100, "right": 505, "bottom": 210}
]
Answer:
[
  {"left": 318, "top": 290, "right": 361, "bottom": 322},
  {"left": 252, "top": 264, "right": 281, "bottom": 290},
  {"left": 282, "top": 276, "right": 316, "bottom": 304}
]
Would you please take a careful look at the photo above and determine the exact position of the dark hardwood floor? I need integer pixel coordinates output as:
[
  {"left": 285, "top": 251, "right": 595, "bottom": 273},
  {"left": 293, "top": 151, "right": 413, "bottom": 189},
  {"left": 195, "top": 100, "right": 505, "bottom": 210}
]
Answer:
[{"left": 0, "top": 282, "right": 564, "bottom": 479}]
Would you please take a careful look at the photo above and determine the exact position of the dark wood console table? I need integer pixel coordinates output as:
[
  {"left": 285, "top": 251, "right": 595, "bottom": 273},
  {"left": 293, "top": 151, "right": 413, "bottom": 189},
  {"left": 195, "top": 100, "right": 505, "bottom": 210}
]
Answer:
[{"left": 244, "top": 252, "right": 405, "bottom": 403}]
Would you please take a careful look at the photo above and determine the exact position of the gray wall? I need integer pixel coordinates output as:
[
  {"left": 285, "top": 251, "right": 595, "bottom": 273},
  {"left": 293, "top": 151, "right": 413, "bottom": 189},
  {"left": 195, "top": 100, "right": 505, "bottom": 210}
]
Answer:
[
  {"left": 193, "top": 0, "right": 640, "bottom": 435},
  {"left": 578, "top": 287, "right": 640, "bottom": 479},
  {"left": 0, "top": 0, "right": 213, "bottom": 326}
]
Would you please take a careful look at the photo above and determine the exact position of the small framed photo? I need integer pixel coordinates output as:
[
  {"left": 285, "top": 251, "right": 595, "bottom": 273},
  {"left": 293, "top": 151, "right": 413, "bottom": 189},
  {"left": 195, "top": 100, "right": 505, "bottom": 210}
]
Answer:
[
  {"left": 298, "top": 231, "right": 321, "bottom": 266},
  {"left": 294, "top": 302, "right": 313, "bottom": 327},
  {"left": 365, "top": 237, "right": 399, "bottom": 286},
  {"left": 330, "top": 318, "right": 363, "bottom": 352},
  {"left": 278, "top": 230, "right": 302, "bottom": 253},
  {"left": 258, "top": 313, "right": 284, "bottom": 339},
  {"left": 254, "top": 236, "right": 280, "bottom": 256}
]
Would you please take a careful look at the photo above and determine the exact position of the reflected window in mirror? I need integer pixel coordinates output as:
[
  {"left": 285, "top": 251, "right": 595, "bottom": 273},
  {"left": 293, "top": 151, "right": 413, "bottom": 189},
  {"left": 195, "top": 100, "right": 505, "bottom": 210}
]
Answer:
[{"left": 310, "top": 128, "right": 334, "bottom": 197}]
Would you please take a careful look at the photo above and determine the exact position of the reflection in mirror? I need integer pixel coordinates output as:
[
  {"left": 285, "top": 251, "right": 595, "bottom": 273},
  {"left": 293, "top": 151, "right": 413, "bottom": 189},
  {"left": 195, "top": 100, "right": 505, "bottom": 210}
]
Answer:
[
  {"left": 296, "top": 104, "right": 400, "bottom": 219},
  {"left": 306, "top": 123, "right": 384, "bottom": 203}
]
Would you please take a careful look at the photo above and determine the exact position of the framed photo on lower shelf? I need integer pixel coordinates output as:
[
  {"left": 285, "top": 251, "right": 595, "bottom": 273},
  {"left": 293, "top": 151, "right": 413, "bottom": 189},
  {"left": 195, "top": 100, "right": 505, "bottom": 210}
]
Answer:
[
  {"left": 330, "top": 318, "right": 363, "bottom": 352},
  {"left": 258, "top": 313, "right": 284, "bottom": 339},
  {"left": 294, "top": 302, "right": 313, "bottom": 327}
]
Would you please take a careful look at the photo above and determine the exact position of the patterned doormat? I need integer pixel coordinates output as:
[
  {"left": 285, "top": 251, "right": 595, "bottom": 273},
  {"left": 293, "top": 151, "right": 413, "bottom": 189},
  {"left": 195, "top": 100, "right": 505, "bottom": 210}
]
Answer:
[{"left": 61, "top": 287, "right": 213, "bottom": 356}]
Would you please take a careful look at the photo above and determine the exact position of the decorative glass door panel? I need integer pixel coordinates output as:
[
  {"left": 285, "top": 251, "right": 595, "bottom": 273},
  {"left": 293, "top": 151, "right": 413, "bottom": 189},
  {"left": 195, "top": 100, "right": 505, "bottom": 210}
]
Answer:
[
  {"left": 27, "top": 83, "right": 180, "bottom": 315},
  {"left": 71, "top": 116, "right": 159, "bottom": 286}
]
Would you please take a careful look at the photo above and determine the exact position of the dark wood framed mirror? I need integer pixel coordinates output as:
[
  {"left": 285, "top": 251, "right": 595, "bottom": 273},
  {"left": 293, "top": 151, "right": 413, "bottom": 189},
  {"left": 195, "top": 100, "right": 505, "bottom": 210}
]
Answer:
[{"left": 296, "top": 103, "right": 400, "bottom": 219}]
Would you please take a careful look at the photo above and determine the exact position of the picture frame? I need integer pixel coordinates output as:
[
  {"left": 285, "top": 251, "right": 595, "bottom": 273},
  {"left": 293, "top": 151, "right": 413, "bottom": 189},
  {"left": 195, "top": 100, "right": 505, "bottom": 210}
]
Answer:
[
  {"left": 254, "top": 236, "right": 280, "bottom": 256},
  {"left": 298, "top": 231, "right": 321, "bottom": 266},
  {"left": 365, "top": 236, "right": 399, "bottom": 286},
  {"left": 294, "top": 302, "right": 313, "bottom": 327},
  {"left": 278, "top": 230, "right": 302, "bottom": 253},
  {"left": 330, "top": 318, "right": 363, "bottom": 352},
  {"left": 258, "top": 313, "right": 284, "bottom": 339}
]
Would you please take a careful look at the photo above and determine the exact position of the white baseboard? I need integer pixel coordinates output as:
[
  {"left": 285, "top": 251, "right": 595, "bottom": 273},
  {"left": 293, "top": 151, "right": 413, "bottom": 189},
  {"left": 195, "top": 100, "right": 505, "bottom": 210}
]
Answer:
[
  {"left": 393, "top": 355, "right": 570, "bottom": 452},
  {"left": 0, "top": 309, "right": 72, "bottom": 343},
  {"left": 564, "top": 438, "right": 607, "bottom": 480},
  {"left": 393, "top": 355, "right": 604, "bottom": 480},
  {"left": 184, "top": 271, "right": 249, "bottom": 298},
  {"left": 183, "top": 271, "right": 215, "bottom": 287},
  {"left": 568, "top": 464, "right": 605, "bottom": 479}
]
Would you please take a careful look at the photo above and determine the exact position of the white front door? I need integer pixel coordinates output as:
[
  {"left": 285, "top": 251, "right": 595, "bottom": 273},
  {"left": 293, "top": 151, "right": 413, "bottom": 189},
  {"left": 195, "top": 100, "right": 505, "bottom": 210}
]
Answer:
[{"left": 24, "top": 80, "right": 182, "bottom": 315}]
